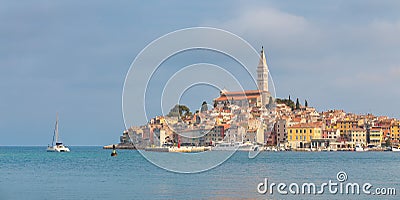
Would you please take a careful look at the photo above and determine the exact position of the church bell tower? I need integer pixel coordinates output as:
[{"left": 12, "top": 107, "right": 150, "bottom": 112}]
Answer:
[{"left": 257, "top": 46, "right": 269, "bottom": 106}]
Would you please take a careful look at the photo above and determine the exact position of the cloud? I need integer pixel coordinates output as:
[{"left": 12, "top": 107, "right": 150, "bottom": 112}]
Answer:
[
  {"left": 367, "top": 20, "right": 400, "bottom": 47},
  {"left": 205, "top": 6, "right": 321, "bottom": 51}
]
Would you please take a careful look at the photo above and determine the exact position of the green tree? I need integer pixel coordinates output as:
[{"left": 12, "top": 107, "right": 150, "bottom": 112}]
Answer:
[
  {"left": 385, "top": 138, "right": 391, "bottom": 147},
  {"left": 296, "top": 98, "right": 300, "bottom": 110},
  {"left": 269, "top": 96, "right": 273, "bottom": 104},
  {"left": 179, "top": 105, "right": 191, "bottom": 118},
  {"left": 167, "top": 104, "right": 192, "bottom": 118},
  {"left": 201, "top": 101, "right": 208, "bottom": 112},
  {"left": 167, "top": 104, "right": 180, "bottom": 117},
  {"left": 275, "top": 97, "right": 295, "bottom": 110},
  {"left": 305, "top": 100, "right": 308, "bottom": 107},
  {"left": 267, "top": 96, "right": 274, "bottom": 109}
]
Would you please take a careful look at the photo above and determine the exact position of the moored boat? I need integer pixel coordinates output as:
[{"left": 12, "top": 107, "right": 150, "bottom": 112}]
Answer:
[
  {"left": 354, "top": 143, "right": 368, "bottom": 152},
  {"left": 47, "top": 113, "right": 70, "bottom": 152},
  {"left": 212, "top": 141, "right": 259, "bottom": 152},
  {"left": 392, "top": 146, "right": 400, "bottom": 152}
]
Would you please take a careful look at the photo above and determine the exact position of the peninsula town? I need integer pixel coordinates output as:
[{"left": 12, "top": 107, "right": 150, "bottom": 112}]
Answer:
[{"left": 114, "top": 48, "right": 400, "bottom": 152}]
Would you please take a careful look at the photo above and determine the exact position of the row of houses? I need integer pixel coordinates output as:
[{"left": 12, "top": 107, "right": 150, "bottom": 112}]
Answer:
[{"left": 271, "top": 106, "right": 400, "bottom": 149}]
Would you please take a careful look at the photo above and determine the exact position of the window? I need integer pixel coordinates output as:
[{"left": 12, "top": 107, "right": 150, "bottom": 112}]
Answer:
[
  {"left": 290, "top": 130, "right": 292, "bottom": 133},
  {"left": 300, "top": 130, "right": 302, "bottom": 133},
  {"left": 296, "top": 130, "right": 298, "bottom": 133}
]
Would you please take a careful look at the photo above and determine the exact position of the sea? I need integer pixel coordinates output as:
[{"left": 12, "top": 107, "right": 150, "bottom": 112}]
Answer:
[{"left": 0, "top": 146, "right": 399, "bottom": 200}]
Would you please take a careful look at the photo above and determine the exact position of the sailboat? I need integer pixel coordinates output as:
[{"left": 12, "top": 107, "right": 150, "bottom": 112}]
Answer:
[{"left": 47, "top": 113, "right": 70, "bottom": 152}]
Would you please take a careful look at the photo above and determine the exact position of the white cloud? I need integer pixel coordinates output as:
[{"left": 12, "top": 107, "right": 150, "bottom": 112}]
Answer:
[
  {"left": 205, "top": 7, "right": 321, "bottom": 50},
  {"left": 368, "top": 20, "right": 400, "bottom": 46},
  {"left": 343, "top": 19, "right": 400, "bottom": 51}
]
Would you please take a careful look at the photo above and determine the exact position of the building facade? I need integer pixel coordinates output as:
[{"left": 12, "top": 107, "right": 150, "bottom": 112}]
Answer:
[
  {"left": 350, "top": 129, "right": 367, "bottom": 145},
  {"left": 287, "top": 123, "right": 323, "bottom": 148}
]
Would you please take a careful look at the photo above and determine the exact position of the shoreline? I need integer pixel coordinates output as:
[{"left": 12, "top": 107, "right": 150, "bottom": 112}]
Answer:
[{"left": 102, "top": 144, "right": 391, "bottom": 152}]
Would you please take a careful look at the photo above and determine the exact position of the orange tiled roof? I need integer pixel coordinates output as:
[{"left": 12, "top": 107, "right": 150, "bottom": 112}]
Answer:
[
  {"left": 222, "top": 124, "right": 230, "bottom": 130},
  {"left": 292, "top": 118, "right": 302, "bottom": 122},
  {"left": 214, "top": 95, "right": 260, "bottom": 101},
  {"left": 221, "top": 90, "right": 261, "bottom": 95},
  {"left": 289, "top": 122, "right": 323, "bottom": 128}
]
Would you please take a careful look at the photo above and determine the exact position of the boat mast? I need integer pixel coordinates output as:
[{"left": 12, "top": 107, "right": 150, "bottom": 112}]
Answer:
[{"left": 55, "top": 113, "right": 59, "bottom": 144}]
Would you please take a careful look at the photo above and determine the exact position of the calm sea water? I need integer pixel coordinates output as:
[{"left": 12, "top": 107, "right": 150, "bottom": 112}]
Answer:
[{"left": 0, "top": 146, "right": 399, "bottom": 200}]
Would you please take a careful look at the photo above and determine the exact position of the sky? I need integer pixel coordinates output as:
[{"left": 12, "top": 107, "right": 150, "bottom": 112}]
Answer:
[{"left": 1, "top": 0, "right": 400, "bottom": 145}]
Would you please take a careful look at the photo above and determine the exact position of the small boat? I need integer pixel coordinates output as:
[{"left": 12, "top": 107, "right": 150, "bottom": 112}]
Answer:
[
  {"left": 239, "top": 142, "right": 260, "bottom": 151},
  {"left": 212, "top": 141, "right": 259, "bottom": 151},
  {"left": 47, "top": 113, "right": 70, "bottom": 152},
  {"left": 354, "top": 143, "right": 367, "bottom": 152},
  {"left": 210, "top": 142, "right": 237, "bottom": 151},
  {"left": 111, "top": 145, "right": 118, "bottom": 157},
  {"left": 392, "top": 147, "right": 400, "bottom": 152}
]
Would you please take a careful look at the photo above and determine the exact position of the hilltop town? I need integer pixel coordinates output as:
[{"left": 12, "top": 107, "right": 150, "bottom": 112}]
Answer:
[{"left": 117, "top": 48, "right": 399, "bottom": 151}]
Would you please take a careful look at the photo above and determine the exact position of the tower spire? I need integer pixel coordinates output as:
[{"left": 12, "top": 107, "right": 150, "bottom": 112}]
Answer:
[
  {"left": 257, "top": 46, "right": 269, "bottom": 106},
  {"left": 259, "top": 47, "right": 267, "bottom": 67}
]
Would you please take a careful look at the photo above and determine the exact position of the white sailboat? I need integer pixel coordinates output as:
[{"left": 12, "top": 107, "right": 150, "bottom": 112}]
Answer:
[{"left": 47, "top": 113, "right": 70, "bottom": 152}]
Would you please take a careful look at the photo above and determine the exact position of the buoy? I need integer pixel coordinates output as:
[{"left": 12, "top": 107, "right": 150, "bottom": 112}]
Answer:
[{"left": 111, "top": 145, "right": 118, "bottom": 157}]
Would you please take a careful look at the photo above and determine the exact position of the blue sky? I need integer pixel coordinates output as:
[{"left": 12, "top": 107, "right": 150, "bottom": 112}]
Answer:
[{"left": 1, "top": 0, "right": 400, "bottom": 145}]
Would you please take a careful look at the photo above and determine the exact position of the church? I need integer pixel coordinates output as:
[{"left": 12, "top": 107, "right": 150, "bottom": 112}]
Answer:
[{"left": 214, "top": 47, "right": 271, "bottom": 108}]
